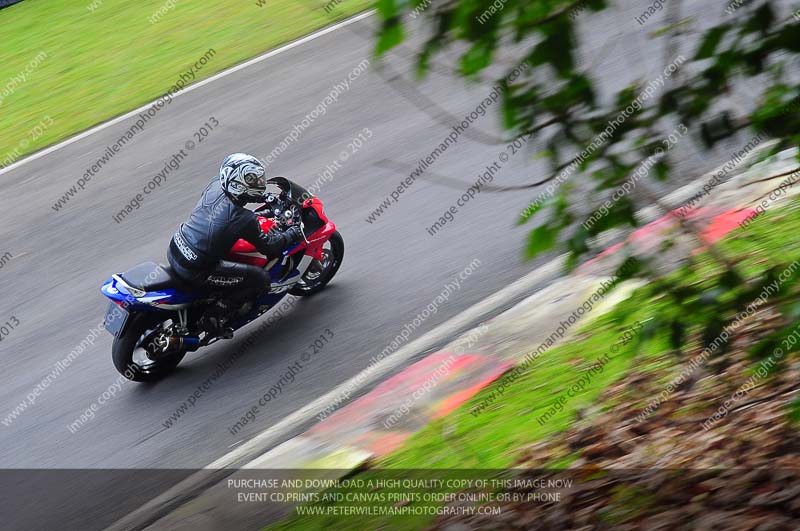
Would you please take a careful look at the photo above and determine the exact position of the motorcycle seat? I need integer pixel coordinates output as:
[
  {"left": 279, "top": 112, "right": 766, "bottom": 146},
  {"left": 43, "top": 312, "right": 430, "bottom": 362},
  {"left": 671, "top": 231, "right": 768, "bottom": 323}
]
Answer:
[{"left": 120, "top": 262, "right": 189, "bottom": 292}]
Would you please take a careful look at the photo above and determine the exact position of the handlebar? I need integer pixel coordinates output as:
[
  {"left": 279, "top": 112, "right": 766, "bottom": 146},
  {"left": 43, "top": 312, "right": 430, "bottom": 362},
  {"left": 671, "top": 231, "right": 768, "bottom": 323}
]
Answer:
[{"left": 254, "top": 194, "right": 302, "bottom": 231}]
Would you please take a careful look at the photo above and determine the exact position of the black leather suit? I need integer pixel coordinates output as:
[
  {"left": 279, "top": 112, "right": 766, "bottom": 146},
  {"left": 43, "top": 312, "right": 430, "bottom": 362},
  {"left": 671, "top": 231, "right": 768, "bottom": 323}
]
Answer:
[{"left": 167, "top": 179, "right": 300, "bottom": 303}]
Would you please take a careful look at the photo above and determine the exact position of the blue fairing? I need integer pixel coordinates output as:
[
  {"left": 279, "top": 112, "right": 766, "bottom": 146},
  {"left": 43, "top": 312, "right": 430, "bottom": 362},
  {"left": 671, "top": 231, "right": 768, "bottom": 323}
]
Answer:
[
  {"left": 100, "top": 272, "right": 294, "bottom": 331},
  {"left": 269, "top": 252, "right": 304, "bottom": 286},
  {"left": 100, "top": 277, "right": 196, "bottom": 312}
]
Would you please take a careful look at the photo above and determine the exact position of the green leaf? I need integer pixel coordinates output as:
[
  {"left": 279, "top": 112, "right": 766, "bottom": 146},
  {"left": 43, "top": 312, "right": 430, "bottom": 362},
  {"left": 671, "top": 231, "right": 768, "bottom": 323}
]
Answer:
[
  {"left": 701, "top": 317, "right": 727, "bottom": 355},
  {"left": 748, "top": 3, "right": 775, "bottom": 34},
  {"left": 750, "top": 335, "right": 779, "bottom": 361},
  {"left": 719, "top": 268, "right": 745, "bottom": 291},
  {"left": 669, "top": 319, "right": 685, "bottom": 351},
  {"left": 772, "top": 22, "right": 800, "bottom": 53},
  {"left": 500, "top": 81, "right": 516, "bottom": 129},
  {"left": 653, "top": 159, "right": 669, "bottom": 181},
  {"left": 525, "top": 224, "right": 559, "bottom": 259},
  {"left": 376, "top": 18, "right": 403, "bottom": 55},
  {"left": 569, "top": 224, "right": 590, "bottom": 256},
  {"left": 375, "top": 0, "right": 397, "bottom": 18},
  {"left": 695, "top": 25, "right": 730, "bottom": 60},
  {"left": 460, "top": 41, "right": 493, "bottom": 76},
  {"left": 615, "top": 256, "right": 642, "bottom": 281}
]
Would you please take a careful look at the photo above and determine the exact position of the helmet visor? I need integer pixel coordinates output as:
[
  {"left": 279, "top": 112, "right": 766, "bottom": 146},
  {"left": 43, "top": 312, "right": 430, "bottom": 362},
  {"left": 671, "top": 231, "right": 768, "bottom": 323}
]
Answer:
[{"left": 244, "top": 172, "right": 266, "bottom": 190}]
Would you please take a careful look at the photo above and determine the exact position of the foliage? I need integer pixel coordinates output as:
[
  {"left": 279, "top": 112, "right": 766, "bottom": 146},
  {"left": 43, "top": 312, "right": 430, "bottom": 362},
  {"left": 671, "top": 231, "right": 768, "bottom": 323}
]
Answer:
[{"left": 376, "top": 0, "right": 800, "bottom": 375}]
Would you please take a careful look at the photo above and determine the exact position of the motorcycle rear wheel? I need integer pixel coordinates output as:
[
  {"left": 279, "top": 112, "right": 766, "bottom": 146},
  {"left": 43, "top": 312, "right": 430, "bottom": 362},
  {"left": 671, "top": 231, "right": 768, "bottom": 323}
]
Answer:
[{"left": 112, "top": 313, "right": 187, "bottom": 382}]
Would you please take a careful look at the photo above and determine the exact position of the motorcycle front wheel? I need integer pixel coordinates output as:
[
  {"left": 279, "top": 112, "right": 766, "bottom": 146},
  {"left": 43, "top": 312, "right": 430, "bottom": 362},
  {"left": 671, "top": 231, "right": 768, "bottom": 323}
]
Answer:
[{"left": 289, "top": 230, "right": 344, "bottom": 296}]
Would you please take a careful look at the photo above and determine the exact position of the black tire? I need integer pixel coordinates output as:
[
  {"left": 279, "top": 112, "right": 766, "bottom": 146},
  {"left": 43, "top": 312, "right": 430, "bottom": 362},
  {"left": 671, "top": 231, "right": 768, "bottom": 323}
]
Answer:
[
  {"left": 112, "top": 313, "right": 186, "bottom": 382},
  {"left": 289, "top": 230, "right": 344, "bottom": 296}
]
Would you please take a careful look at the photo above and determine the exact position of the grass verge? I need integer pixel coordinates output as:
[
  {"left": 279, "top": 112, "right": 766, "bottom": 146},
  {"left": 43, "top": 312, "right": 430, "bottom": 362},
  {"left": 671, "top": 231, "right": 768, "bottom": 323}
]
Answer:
[{"left": 0, "top": 0, "right": 372, "bottom": 166}]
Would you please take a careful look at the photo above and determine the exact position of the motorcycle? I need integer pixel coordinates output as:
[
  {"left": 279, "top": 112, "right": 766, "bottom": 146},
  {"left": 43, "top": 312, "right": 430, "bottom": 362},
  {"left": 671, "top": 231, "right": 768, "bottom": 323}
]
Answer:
[{"left": 100, "top": 177, "right": 344, "bottom": 382}]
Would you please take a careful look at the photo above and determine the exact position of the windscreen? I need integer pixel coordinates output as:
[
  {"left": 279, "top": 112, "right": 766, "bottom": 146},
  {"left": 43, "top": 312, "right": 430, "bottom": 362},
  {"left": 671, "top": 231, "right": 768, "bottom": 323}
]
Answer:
[{"left": 267, "top": 177, "right": 313, "bottom": 206}]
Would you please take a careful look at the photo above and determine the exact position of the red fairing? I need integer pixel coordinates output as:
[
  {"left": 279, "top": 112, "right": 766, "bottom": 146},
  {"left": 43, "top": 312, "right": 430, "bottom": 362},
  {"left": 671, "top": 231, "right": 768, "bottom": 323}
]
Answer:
[
  {"left": 290, "top": 220, "right": 336, "bottom": 261},
  {"left": 227, "top": 217, "right": 275, "bottom": 267},
  {"left": 288, "top": 198, "right": 333, "bottom": 261},
  {"left": 226, "top": 197, "right": 336, "bottom": 265},
  {"left": 303, "top": 197, "right": 326, "bottom": 221}
]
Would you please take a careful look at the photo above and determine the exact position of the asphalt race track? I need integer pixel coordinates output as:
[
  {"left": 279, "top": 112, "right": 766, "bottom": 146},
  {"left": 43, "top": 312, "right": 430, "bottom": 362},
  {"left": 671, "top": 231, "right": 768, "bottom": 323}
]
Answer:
[{"left": 0, "top": 3, "right": 767, "bottom": 529}]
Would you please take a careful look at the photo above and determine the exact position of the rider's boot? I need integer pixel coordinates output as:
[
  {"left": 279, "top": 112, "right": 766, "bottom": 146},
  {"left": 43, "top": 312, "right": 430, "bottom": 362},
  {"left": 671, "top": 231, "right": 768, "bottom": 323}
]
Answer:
[
  {"left": 207, "top": 285, "right": 267, "bottom": 340},
  {"left": 206, "top": 299, "right": 235, "bottom": 340}
]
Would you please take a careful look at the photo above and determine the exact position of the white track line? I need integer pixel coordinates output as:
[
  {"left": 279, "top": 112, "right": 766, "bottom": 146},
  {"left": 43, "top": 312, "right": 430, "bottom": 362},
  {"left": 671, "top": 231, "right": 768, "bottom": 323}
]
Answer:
[{"left": 0, "top": 10, "right": 375, "bottom": 178}]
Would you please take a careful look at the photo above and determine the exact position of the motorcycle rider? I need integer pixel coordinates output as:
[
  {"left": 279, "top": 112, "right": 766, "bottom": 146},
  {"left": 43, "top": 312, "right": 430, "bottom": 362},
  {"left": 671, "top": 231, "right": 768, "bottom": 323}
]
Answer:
[{"left": 167, "top": 153, "right": 303, "bottom": 338}]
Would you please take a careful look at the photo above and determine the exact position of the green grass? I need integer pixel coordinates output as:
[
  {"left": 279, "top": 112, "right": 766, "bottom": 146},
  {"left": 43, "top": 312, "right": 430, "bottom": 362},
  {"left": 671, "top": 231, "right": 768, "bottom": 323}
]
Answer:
[
  {"left": 268, "top": 199, "right": 800, "bottom": 530},
  {"left": 0, "top": 0, "right": 372, "bottom": 165}
]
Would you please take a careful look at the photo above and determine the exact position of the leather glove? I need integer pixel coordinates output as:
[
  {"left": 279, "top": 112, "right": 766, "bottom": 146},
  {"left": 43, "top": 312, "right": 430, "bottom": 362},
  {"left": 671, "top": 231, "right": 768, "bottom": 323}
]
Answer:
[{"left": 285, "top": 224, "right": 304, "bottom": 244}]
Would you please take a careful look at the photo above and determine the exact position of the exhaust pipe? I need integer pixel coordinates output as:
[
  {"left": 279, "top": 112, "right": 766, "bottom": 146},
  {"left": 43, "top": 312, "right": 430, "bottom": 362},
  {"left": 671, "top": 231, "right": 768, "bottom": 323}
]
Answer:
[{"left": 155, "top": 336, "right": 201, "bottom": 353}]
